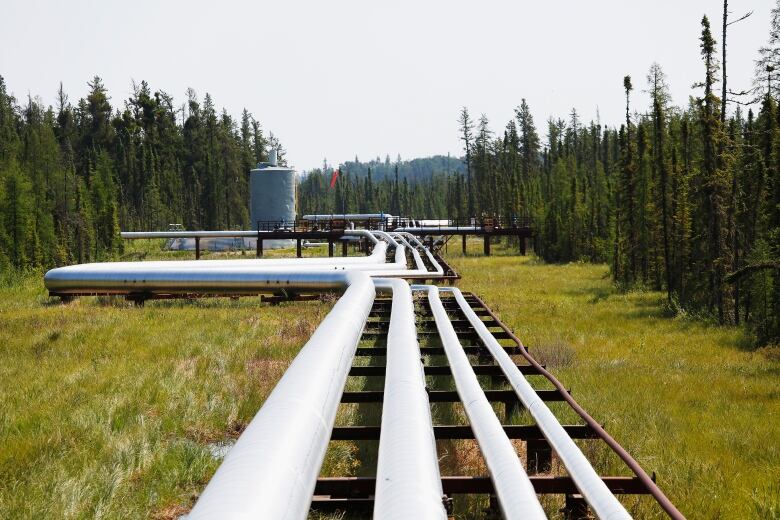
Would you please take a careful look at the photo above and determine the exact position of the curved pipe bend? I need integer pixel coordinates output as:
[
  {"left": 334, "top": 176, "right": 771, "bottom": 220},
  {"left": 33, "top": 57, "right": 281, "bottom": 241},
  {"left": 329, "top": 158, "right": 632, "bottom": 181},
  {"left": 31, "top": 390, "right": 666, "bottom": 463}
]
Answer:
[
  {"left": 43, "top": 231, "right": 445, "bottom": 295},
  {"left": 391, "top": 232, "right": 443, "bottom": 276},
  {"left": 44, "top": 241, "right": 389, "bottom": 275}
]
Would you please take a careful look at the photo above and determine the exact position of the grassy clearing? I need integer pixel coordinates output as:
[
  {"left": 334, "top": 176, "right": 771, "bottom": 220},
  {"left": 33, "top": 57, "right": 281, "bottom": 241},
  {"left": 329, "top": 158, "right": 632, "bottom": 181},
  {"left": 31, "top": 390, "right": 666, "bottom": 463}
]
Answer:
[
  {"left": 0, "top": 258, "right": 333, "bottom": 518},
  {"left": 1, "top": 238, "right": 778, "bottom": 518},
  {"left": 447, "top": 238, "right": 780, "bottom": 519}
]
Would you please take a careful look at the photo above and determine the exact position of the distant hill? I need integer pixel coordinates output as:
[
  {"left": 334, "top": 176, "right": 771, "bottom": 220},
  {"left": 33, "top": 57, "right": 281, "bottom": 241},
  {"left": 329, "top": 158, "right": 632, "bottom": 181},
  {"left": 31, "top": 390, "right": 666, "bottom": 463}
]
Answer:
[{"left": 305, "top": 155, "right": 467, "bottom": 181}]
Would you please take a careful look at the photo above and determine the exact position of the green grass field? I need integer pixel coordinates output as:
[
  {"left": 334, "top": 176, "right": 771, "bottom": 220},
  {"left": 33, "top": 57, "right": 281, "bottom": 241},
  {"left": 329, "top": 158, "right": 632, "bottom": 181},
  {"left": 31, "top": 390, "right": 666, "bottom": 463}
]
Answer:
[
  {"left": 446, "top": 239, "right": 780, "bottom": 519},
  {"left": 1, "top": 239, "right": 778, "bottom": 518}
]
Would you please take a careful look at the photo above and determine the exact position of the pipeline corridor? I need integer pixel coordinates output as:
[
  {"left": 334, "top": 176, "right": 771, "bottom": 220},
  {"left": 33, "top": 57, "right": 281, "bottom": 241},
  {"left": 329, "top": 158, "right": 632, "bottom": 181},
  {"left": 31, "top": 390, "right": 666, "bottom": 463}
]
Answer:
[{"left": 43, "top": 229, "right": 683, "bottom": 519}]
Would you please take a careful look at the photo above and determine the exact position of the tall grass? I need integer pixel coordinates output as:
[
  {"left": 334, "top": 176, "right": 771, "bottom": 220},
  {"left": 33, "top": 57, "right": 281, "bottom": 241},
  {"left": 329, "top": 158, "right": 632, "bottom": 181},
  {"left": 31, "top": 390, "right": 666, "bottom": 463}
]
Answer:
[
  {"left": 0, "top": 265, "right": 332, "bottom": 518},
  {"left": 1, "top": 239, "right": 777, "bottom": 518},
  {"left": 447, "top": 238, "right": 780, "bottom": 519}
]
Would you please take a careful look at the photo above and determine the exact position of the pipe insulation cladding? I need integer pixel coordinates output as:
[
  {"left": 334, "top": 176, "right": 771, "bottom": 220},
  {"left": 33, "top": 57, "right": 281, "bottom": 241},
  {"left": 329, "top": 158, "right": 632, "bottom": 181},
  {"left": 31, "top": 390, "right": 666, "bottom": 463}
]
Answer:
[
  {"left": 187, "top": 271, "right": 375, "bottom": 519},
  {"left": 373, "top": 279, "right": 446, "bottom": 519},
  {"left": 441, "top": 287, "right": 633, "bottom": 520},
  {"left": 43, "top": 232, "right": 444, "bottom": 295},
  {"left": 413, "top": 285, "right": 545, "bottom": 520}
]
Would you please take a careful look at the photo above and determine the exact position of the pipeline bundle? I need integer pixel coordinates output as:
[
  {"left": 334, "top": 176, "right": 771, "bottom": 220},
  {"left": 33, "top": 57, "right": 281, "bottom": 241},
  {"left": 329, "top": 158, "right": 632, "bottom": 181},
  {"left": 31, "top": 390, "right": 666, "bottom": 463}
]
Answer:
[{"left": 44, "top": 228, "right": 682, "bottom": 519}]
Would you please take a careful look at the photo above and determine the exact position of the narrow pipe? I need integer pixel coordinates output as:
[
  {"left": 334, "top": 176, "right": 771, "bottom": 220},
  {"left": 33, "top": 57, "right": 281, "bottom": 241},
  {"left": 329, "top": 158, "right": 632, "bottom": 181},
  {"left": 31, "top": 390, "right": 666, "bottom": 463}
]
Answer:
[
  {"left": 188, "top": 271, "right": 375, "bottom": 520},
  {"left": 441, "top": 287, "right": 632, "bottom": 520},
  {"left": 373, "top": 280, "right": 446, "bottom": 519},
  {"left": 396, "top": 236, "right": 425, "bottom": 271},
  {"left": 413, "top": 285, "right": 546, "bottom": 520},
  {"left": 394, "top": 232, "right": 443, "bottom": 275},
  {"left": 469, "top": 294, "right": 685, "bottom": 520}
]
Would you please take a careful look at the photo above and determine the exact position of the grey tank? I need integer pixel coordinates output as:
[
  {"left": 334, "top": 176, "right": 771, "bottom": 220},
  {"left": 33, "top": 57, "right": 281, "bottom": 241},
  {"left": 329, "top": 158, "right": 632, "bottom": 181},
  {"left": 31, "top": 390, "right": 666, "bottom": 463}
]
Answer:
[{"left": 249, "top": 163, "right": 296, "bottom": 249}]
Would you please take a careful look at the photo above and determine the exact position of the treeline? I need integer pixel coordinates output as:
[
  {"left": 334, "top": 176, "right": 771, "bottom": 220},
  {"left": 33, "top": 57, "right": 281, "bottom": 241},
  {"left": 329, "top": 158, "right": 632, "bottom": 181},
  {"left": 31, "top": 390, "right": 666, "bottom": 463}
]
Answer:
[
  {"left": 299, "top": 12, "right": 780, "bottom": 344},
  {"left": 0, "top": 76, "right": 282, "bottom": 268},
  {"left": 299, "top": 157, "right": 462, "bottom": 216},
  {"left": 333, "top": 154, "right": 466, "bottom": 182}
]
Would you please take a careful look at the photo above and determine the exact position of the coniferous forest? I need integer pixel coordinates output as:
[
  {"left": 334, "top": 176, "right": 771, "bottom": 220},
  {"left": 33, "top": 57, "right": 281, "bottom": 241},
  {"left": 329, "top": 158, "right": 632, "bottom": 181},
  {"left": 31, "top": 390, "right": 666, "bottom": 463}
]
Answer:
[
  {"left": 299, "top": 12, "right": 780, "bottom": 345},
  {"left": 0, "top": 77, "right": 281, "bottom": 267},
  {"left": 1, "top": 10, "right": 779, "bottom": 344}
]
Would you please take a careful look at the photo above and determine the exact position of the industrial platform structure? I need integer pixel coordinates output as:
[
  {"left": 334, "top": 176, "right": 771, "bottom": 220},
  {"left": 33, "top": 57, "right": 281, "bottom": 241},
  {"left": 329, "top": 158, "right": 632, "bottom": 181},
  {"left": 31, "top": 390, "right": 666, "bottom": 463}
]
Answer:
[
  {"left": 44, "top": 221, "right": 684, "bottom": 519},
  {"left": 120, "top": 214, "right": 534, "bottom": 261}
]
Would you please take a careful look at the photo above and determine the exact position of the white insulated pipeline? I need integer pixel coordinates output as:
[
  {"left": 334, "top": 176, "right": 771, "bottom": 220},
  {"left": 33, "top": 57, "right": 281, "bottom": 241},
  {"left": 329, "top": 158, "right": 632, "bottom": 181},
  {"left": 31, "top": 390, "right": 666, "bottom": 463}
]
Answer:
[
  {"left": 413, "top": 285, "right": 546, "bottom": 520},
  {"left": 188, "top": 271, "right": 375, "bottom": 520},
  {"left": 441, "top": 287, "right": 633, "bottom": 520},
  {"left": 43, "top": 232, "right": 444, "bottom": 294},
  {"left": 392, "top": 232, "right": 443, "bottom": 274},
  {"left": 390, "top": 233, "right": 426, "bottom": 271},
  {"left": 302, "top": 213, "right": 394, "bottom": 221},
  {"left": 187, "top": 276, "right": 447, "bottom": 519},
  {"left": 394, "top": 226, "right": 482, "bottom": 232},
  {"left": 87, "top": 230, "right": 388, "bottom": 270},
  {"left": 42, "top": 247, "right": 439, "bottom": 294},
  {"left": 373, "top": 280, "right": 446, "bottom": 519}
]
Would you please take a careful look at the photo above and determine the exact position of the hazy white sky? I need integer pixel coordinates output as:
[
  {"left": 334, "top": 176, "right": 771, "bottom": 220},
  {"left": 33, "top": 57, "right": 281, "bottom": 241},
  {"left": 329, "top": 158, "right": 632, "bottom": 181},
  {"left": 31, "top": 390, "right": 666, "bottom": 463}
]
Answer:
[{"left": 1, "top": 0, "right": 774, "bottom": 170}]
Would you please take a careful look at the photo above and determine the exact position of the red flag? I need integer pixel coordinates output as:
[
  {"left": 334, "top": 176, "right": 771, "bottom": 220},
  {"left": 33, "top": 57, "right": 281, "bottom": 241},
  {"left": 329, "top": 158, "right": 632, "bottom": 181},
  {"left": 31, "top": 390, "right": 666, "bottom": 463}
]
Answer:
[{"left": 329, "top": 168, "right": 339, "bottom": 189}]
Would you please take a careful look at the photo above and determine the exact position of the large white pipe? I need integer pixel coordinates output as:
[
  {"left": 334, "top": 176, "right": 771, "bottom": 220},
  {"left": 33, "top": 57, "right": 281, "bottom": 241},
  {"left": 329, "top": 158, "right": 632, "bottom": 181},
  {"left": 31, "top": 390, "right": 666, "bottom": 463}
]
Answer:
[
  {"left": 302, "top": 213, "right": 393, "bottom": 221},
  {"left": 70, "top": 231, "right": 388, "bottom": 272},
  {"left": 373, "top": 280, "right": 446, "bottom": 519},
  {"left": 388, "top": 233, "right": 431, "bottom": 273},
  {"left": 43, "top": 247, "right": 443, "bottom": 294},
  {"left": 413, "top": 286, "right": 545, "bottom": 520},
  {"left": 43, "top": 231, "right": 447, "bottom": 294},
  {"left": 46, "top": 243, "right": 389, "bottom": 273},
  {"left": 394, "top": 226, "right": 481, "bottom": 232},
  {"left": 188, "top": 271, "right": 375, "bottom": 519},
  {"left": 440, "top": 288, "right": 632, "bottom": 520}
]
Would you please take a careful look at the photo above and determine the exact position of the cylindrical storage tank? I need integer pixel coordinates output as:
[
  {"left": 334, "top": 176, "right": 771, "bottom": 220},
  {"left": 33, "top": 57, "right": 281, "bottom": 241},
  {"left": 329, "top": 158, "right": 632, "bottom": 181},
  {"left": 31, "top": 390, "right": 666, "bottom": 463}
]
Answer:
[{"left": 249, "top": 162, "right": 296, "bottom": 249}]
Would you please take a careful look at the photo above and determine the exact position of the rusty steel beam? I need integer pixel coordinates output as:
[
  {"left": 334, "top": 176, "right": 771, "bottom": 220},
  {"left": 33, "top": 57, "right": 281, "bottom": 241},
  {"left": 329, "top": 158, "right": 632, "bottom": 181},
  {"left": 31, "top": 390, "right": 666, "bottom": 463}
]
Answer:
[
  {"left": 312, "top": 476, "right": 650, "bottom": 497},
  {"left": 330, "top": 424, "right": 595, "bottom": 441},
  {"left": 353, "top": 345, "right": 524, "bottom": 356},
  {"left": 339, "top": 389, "right": 567, "bottom": 403},
  {"left": 361, "top": 330, "right": 514, "bottom": 339},
  {"left": 348, "top": 364, "right": 540, "bottom": 377}
]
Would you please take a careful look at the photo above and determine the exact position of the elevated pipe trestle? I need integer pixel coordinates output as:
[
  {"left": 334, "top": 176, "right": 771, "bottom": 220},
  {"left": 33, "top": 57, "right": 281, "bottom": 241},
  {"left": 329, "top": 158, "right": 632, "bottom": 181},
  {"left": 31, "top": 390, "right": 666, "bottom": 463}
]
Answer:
[{"left": 43, "top": 224, "right": 679, "bottom": 519}]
